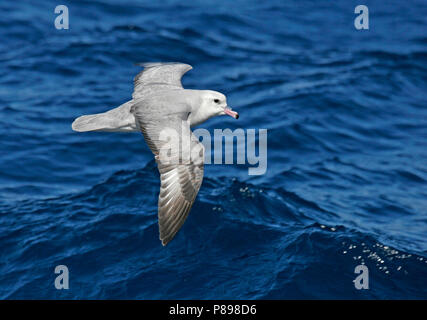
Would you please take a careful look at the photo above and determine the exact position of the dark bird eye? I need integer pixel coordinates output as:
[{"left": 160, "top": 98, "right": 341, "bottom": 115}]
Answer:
[{"left": 214, "top": 99, "right": 220, "bottom": 103}]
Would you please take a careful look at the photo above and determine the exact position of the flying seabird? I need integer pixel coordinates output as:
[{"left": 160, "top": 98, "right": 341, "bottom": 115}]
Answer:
[{"left": 72, "top": 62, "right": 239, "bottom": 245}]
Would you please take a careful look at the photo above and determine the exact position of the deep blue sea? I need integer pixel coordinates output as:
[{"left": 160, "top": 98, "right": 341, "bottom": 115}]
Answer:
[{"left": 0, "top": 0, "right": 426, "bottom": 299}]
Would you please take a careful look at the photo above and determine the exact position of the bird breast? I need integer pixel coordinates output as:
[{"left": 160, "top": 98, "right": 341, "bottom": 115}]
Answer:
[{"left": 188, "top": 107, "right": 214, "bottom": 127}]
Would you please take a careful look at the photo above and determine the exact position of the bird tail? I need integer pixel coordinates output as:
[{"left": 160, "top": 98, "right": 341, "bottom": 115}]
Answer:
[
  {"left": 71, "top": 101, "right": 136, "bottom": 132},
  {"left": 71, "top": 113, "right": 112, "bottom": 132}
]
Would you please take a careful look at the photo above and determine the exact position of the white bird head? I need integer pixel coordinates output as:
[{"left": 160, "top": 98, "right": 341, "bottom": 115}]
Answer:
[
  {"left": 201, "top": 90, "right": 239, "bottom": 119},
  {"left": 188, "top": 90, "right": 239, "bottom": 127}
]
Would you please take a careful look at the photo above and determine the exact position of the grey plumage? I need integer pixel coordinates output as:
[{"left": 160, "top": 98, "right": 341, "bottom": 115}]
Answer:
[
  {"left": 72, "top": 100, "right": 136, "bottom": 132},
  {"left": 130, "top": 63, "right": 204, "bottom": 245},
  {"left": 72, "top": 62, "right": 238, "bottom": 245},
  {"left": 133, "top": 62, "right": 193, "bottom": 99}
]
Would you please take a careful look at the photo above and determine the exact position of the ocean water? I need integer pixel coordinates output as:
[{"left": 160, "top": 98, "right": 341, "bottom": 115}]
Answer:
[{"left": 0, "top": 0, "right": 426, "bottom": 299}]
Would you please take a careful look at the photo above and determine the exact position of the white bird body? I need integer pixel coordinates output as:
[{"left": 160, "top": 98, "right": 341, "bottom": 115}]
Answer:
[
  {"left": 72, "top": 89, "right": 230, "bottom": 132},
  {"left": 71, "top": 63, "right": 238, "bottom": 245}
]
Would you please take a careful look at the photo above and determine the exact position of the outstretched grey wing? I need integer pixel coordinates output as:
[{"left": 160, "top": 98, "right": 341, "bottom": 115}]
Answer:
[
  {"left": 133, "top": 62, "right": 193, "bottom": 99},
  {"left": 132, "top": 105, "right": 204, "bottom": 246}
]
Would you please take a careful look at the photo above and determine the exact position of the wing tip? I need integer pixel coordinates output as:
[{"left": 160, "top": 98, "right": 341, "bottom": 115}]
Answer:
[
  {"left": 159, "top": 225, "right": 181, "bottom": 247},
  {"left": 160, "top": 235, "right": 171, "bottom": 246}
]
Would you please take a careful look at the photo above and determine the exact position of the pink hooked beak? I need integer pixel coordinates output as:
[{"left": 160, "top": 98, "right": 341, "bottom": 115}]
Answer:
[{"left": 224, "top": 107, "right": 239, "bottom": 119}]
